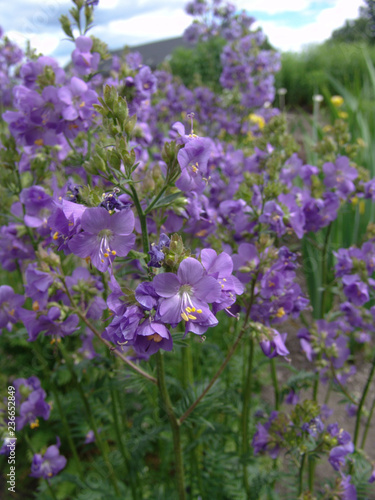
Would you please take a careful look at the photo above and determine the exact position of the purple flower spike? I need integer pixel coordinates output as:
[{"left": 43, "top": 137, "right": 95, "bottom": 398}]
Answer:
[
  {"left": 176, "top": 137, "right": 213, "bottom": 193},
  {"left": 69, "top": 207, "right": 135, "bottom": 272},
  {"left": 30, "top": 437, "right": 67, "bottom": 479},
  {"left": 260, "top": 330, "right": 289, "bottom": 359},
  {"left": 153, "top": 257, "right": 221, "bottom": 335},
  {"left": 0, "top": 285, "right": 25, "bottom": 329}
]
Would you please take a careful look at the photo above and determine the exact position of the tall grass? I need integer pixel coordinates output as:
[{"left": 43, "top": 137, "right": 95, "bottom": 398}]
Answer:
[
  {"left": 299, "top": 47, "right": 375, "bottom": 314},
  {"left": 276, "top": 43, "right": 375, "bottom": 110}
]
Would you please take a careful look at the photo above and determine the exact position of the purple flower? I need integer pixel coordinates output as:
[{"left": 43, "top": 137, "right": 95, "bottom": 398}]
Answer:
[
  {"left": 323, "top": 156, "right": 358, "bottom": 199},
  {"left": 0, "top": 285, "right": 25, "bottom": 330},
  {"left": 24, "top": 307, "right": 79, "bottom": 342},
  {"left": 252, "top": 411, "right": 281, "bottom": 459},
  {"left": 232, "top": 243, "right": 259, "bottom": 283},
  {"left": 84, "top": 430, "right": 96, "bottom": 444},
  {"left": 148, "top": 233, "right": 170, "bottom": 268},
  {"left": 259, "top": 201, "right": 286, "bottom": 237},
  {"left": 176, "top": 137, "right": 213, "bottom": 193},
  {"left": 30, "top": 437, "right": 67, "bottom": 479},
  {"left": 260, "top": 270, "right": 285, "bottom": 299},
  {"left": 153, "top": 257, "right": 221, "bottom": 335},
  {"left": 200, "top": 248, "right": 244, "bottom": 314},
  {"left": 25, "top": 264, "right": 54, "bottom": 310},
  {"left": 69, "top": 207, "right": 135, "bottom": 272},
  {"left": 337, "top": 474, "right": 357, "bottom": 500},
  {"left": 103, "top": 305, "right": 143, "bottom": 347},
  {"left": 134, "top": 318, "right": 173, "bottom": 355},
  {"left": 259, "top": 329, "right": 289, "bottom": 359},
  {"left": 72, "top": 36, "right": 100, "bottom": 75},
  {"left": 342, "top": 274, "right": 369, "bottom": 306},
  {"left": 16, "top": 388, "right": 51, "bottom": 430}
]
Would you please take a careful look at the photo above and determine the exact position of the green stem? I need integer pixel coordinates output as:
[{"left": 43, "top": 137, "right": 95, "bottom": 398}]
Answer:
[
  {"left": 353, "top": 350, "right": 375, "bottom": 448},
  {"left": 31, "top": 343, "right": 84, "bottom": 478},
  {"left": 241, "top": 337, "right": 254, "bottom": 498},
  {"left": 64, "top": 133, "right": 79, "bottom": 155},
  {"left": 60, "top": 275, "right": 157, "bottom": 384},
  {"left": 361, "top": 391, "right": 375, "bottom": 449},
  {"left": 330, "top": 363, "right": 358, "bottom": 405},
  {"left": 320, "top": 222, "right": 333, "bottom": 318},
  {"left": 75, "top": 306, "right": 157, "bottom": 383},
  {"left": 270, "top": 358, "right": 280, "bottom": 410},
  {"left": 144, "top": 184, "right": 168, "bottom": 215},
  {"left": 58, "top": 343, "right": 120, "bottom": 496},
  {"left": 299, "top": 453, "right": 306, "bottom": 496},
  {"left": 179, "top": 277, "right": 257, "bottom": 425},
  {"left": 156, "top": 351, "right": 186, "bottom": 500},
  {"left": 109, "top": 383, "right": 138, "bottom": 500},
  {"left": 308, "top": 455, "right": 316, "bottom": 492},
  {"left": 129, "top": 184, "right": 149, "bottom": 256}
]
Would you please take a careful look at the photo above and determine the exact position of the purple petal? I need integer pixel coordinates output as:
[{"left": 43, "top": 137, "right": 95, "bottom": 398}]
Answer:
[
  {"left": 159, "top": 295, "right": 182, "bottom": 324},
  {"left": 194, "top": 276, "right": 221, "bottom": 303},
  {"left": 69, "top": 233, "right": 98, "bottom": 258},
  {"left": 110, "top": 234, "right": 135, "bottom": 256},
  {"left": 153, "top": 273, "right": 180, "bottom": 298},
  {"left": 177, "top": 257, "right": 204, "bottom": 285}
]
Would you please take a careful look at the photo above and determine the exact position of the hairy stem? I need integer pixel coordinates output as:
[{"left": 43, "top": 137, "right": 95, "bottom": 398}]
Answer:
[
  {"left": 299, "top": 453, "right": 306, "bottom": 496},
  {"left": 59, "top": 342, "right": 120, "bottom": 496},
  {"left": 129, "top": 184, "right": 149, "bottom": 256},
  {"left": 31, "top": 343, "right": 84, "bottom": 478},
  {"left": 180, "top": 277, "right": 257, "bottom": 424},
  {"left": 361, "top": 391, "right": 375, "bottom": 449},
  {"left": 353, "top": 350, "right": 375, "bottom": 448},
  {"left": 60, "top": 275, "right": 157, "bottom": 384},
  {"left": 270, "top": 358, "right": 280, "bottom": 410},
  {"left": 241, "top": 337, "right": 254, "bottom": 498},
  {"left": 156, "top": 351, "right": 186, "bottom": 500}
]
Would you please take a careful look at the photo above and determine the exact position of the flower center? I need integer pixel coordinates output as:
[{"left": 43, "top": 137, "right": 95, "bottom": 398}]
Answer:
[{"left": 97, "top": 230, "right": 116, "bottom": 263}]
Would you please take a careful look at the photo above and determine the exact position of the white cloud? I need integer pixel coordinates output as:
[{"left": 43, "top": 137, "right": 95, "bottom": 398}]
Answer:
[
  {"left": 91, "top": 7, "right": 191, "bottom": 46},
  {"left": 237, "top": 0, "right": 313, "bottom": 14},
  {"left": 256, "top": 0, "right": 364, "bottom": 51},
  {"left": 6, "top": 30, "right": 60, "bottom": 56}
]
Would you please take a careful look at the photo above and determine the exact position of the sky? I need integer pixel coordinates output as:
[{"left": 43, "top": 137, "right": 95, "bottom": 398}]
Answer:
[{"left": 0, "top": 0, "right": 365, "bottom": 66}]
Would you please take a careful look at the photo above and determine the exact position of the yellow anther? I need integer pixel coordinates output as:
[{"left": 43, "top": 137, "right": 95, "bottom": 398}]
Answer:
[
  {"left": 34, "top": 138, "right": 44, "bottom": 146},
  {"left": 191, "top": 307, "right": 196, "bottom": 312},
  {"left": 269, "top": 281, "right": 275, "bottom": 287},
  {"left": 32, "top": 301, "right": 40, "bottom": 312},
  {"left": 276, "top": 307, "right": 286, "bottom": 318},
  {"left": 223, "top": 278, "right": 227, "bottom": 282},
  {"left": 68, "top": 222, "right": 74, "bottom": 226},
  {"left": 101, "top": 259, "right": 104, "bottom": 263},
  {"left": 48, "top": 472, "right": 53, "bottom": 477},
  {"left": 30, "top": 419, "right": 39, "bottom": 429},
  {"left": 221, "top": 284, "right": 224, "bottom": 288},
  {"left": 186, "top": 307, "right": 192, "bottom": 313},
  {"left": 104, "top": 252, "right": 109, "bottom": 258},
  {"left": 9, "top": 309, "right": 15, "bottom": 316},
  {"left": 111, "top": 250, "right": 116, "bottom": 255},
  {"left": 79, "top": 101, "right": 85, "bottom": 108},
  {"left": 191, "top": 165, "right": 198, "bottom": 173},
  {"left": 188, "top": 314, "right": 197, "bottom": 320},
  {"left": 181, "top": 312, "right": 189, "bottom": 321},
  {"left": 53, "top": 231, "right": 59, "bottom": 240},
  {"left": 197, "top": 309, "right": 202, "bottom": 313}
]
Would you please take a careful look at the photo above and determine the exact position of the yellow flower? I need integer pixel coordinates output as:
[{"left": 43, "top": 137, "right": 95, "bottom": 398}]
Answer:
[
  {"left": 331, "top": 95, "right": 344, "bottom": 108},
  {"left": 338, "top": 111, "right": 348, "bottom": 119},
  {"left": 248, "top": 113, "right": 265, "bottom": 129}
]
